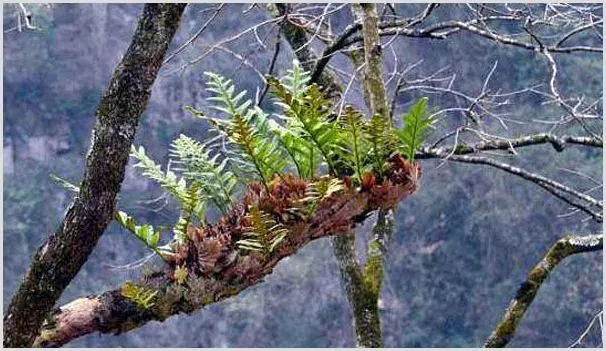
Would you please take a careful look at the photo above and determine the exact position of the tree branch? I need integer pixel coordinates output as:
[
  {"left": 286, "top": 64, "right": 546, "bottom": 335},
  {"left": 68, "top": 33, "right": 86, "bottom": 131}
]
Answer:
[
  {"left": 33, "top": 157, "right": 422, "bottom": 347},
  {"left": 267, "top": 3, "right": 343, "bottom": 101},
  {"left": 417, "top": 133, "right": 603, "bottom": 158},
  {"left": 163, "top": 4, "right": 224, "bottom": 64},
  {"left": 3, "top": 4, "right": 187, "bottom": 347},
  {"left": 436, "top": 153, "right": 603, "bottom": 222},
  {"left": 484, "top": 234, "right": 603, "bottom": 347}
]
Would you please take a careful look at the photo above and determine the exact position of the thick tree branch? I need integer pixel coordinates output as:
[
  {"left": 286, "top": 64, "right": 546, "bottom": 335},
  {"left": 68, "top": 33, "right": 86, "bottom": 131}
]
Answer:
[
  {"left": 33, "top": 157, "right": 422, "bottom": 347},
  {"left": 3, "top": 4, "right": 187, "bottom": 347},
  {"left": 484, "top": 234, "right": 603, "bottom": 348}
]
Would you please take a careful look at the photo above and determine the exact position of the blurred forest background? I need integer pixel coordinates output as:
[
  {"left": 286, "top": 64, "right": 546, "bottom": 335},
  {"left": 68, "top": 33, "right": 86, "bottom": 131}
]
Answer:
[{"left": 3, "top": 3, "right": 602, "bottom": 347}]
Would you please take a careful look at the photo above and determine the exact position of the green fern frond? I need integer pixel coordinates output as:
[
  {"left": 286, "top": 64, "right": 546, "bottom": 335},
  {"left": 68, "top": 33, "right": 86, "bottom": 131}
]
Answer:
[
  {"left": 268, "top": 119, "right": 317, "bottom": 178},
  {"left": 170, "top": 134, "right": 237, "bottom": 214},
  {"left": 115, "top": 210, "right": 164, "bottom": 256},
  {"left": 130, "top": 145, "right": 189, "bottom": 204},
  {"left": 173, "top": 183, "right": 205, "bottom": 244},
  {"left": 267, "top": 76, "right": 344, "bottom": 177},
  {"left": 395, "top": 97, "right": 433, "bottom": 161},
  {"left": 363, "top": 114, "right": 397, "bottom": 177},
  {"left": 197, "top": 73, "right": 287, "bottom": 189},
  {"left": 204, "top": 72, "right": 252, "bottom": 116},
  {"left": 297, "top": 176, "right": 344, "bottom": 216},
  {"left": 236, "top": 205, "right": 289, "bottom": 257},
  {"left": 338, "top": 106, "right": 369, "bottom": 182},
  {"left": 281, "top": 60, "right": 311, "bottom": 99}
]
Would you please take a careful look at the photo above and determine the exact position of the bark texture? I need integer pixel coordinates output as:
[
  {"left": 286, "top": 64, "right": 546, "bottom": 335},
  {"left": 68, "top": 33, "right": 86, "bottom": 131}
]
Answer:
[
  {"left": 484, "top": 234, "right": 603, "bottom": 348},
  {"left": 3, "top": 4, "right": 187, "bottom": 347},
  {"left": 356, "top": 3, "right": 390, "bottom": 123},
  {"left": 33, "top": 157, "right": 422, "bottom": 347},
  {"left": 338, "top": 4, "right": 392, "bottom": 347}
]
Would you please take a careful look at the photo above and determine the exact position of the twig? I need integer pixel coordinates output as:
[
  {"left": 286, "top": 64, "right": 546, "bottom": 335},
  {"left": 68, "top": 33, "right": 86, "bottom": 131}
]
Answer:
[{"left": 163, "top": 4, "right": 224, "bottom": 64}]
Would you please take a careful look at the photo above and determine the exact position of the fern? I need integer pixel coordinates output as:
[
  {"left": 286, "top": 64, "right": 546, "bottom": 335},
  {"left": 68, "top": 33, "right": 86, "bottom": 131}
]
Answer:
[
  {"left": 395, "top": 97, "right": 433, "bottom": 161},
  {"left": 281, "top": 60, "right": 311, "bottom": 99},
  {"left": 193, "top": 73, "right": 287, "bottom": 189},
  {"left": 297, "top": 176, "right": 344, "bottom": 216},
  {"left": 120, "top": 281, "right": 158, "bottom": 309},
  {"left": 363, "top": 114, "right": 397, "bottom": 177},
  {"left": 268, "top": 119, "right": 317, "bottom": 179},
  {"left": 174, "top": 264, "right": 188, "bottom": 285},
  {"left": 338, "top": 106, "right": 369, "bottom": 182},
  {"left": 172, "top": 183, "right": 205, "bottom": 244},
  {"left": 236, "top": 205, "right": 289, "bottom": 257},
  {"left": 205, "top": 71, "right": 252, "bottom": 117},
  {"left": 267, "top": 77, "right": 344, "bottom": 177},
  {"left": 130, "top": 145, "right": 189, "bottom": 204},
  {"left": 170, "top": 134, "right": 237, "bottom": 214},
  {"left": 115, "top": 210, "right": 163, "bottom": 256}
]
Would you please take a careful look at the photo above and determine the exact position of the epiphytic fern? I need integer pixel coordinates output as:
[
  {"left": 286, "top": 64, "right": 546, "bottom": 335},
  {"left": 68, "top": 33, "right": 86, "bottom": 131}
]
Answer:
[
  {"left": 188, "top": 73, "right": 287, "bottom": 189},
  {"left": 131, "top": 145, "right": 189, "bottom": 204},
  {"left": 130, "top": 145, "right": 208, "bottom": 244},
  {"left": 338, "top": 106, "right": 369, "bottom": 182},
  {"left": 236, "top": 205, "right": 289, "bottom": 257},
  {"left": 124, "top": 62, "right": 431, "bottom": 260},
  {"left": 170, "top": 134, "right": 237, "bottom": 214},
  {"left": 297, "top": 176, "right": 344, "bottom": 216},
  {"left": 172, "top": 183, "right": 205, "bottom": 244},
  {"left": 395, "top": 97, "right": 433, "bottom": 161},
  {"left": 282, "top": 60, "right": 311, "bottom": 99},
  {"left": 120, "top": 281, "right": 158, "bottom": 309},
  {"left": 115, "top": 210, "right": 164, "bottom": 255},
  {"left": 267, "top": 75, "right": 344, "bottom": 177},
  {"left": 268, "top": 118, "right": 317, "bottom": 179},
  {"left": 363, "top": 114, "right": 397, "bottom": 178}
]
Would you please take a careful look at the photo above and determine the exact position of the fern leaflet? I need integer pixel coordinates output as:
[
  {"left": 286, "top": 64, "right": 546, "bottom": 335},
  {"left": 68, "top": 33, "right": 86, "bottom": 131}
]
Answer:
[
  {"left": 237, "top": 205, "right": 289, "bottom": 257},
  {"left": 395, "top": 97, "right": 433, "bottom": 161}
]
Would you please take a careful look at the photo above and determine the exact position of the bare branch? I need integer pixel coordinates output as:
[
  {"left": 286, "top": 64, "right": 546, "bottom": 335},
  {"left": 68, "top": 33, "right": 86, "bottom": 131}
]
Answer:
[{"left": 435, "top": 154, "right": 602, "bottom": 221}]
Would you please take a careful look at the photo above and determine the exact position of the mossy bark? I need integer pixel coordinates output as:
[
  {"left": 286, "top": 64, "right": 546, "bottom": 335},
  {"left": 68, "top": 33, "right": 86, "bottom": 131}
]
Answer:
[
  {"left": 336, "top": 4, "right": 393, "bottom": 348},
  {"left": 3, "top": 4, "right": 187, "bottom": 347},
  {"left": 355, "top": 3, "right": 390, "bottom": 123},
  {"left": 484, "top": 234, "right": 602, "bottom": 347}
]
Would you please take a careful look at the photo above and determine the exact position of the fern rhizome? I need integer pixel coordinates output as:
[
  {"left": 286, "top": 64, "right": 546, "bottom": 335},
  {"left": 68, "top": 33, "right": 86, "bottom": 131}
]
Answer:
[{"left": 113, "top": 61, "right": 429, "bottom": 309}]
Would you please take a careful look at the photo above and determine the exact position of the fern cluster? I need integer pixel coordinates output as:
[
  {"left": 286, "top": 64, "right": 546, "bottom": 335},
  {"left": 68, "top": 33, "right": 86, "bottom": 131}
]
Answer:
[
  {"left": 187, "top": 72, "right": 286, "bottom": 190},
  {"left": 297, "top": 176, "right": 345, "bottom": 216},
  {"left": 124, "top": 60, "right": 433, "bottom": 258}
]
